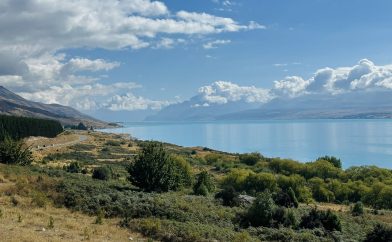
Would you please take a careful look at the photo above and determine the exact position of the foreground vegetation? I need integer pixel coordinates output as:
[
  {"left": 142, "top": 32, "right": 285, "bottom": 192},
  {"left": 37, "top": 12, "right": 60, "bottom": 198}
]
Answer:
[{"left": 1, "top": 129, "right": 392, "bottom": 241}]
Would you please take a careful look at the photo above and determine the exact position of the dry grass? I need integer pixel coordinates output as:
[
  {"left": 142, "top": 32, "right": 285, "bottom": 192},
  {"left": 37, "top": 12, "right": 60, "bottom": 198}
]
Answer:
[{"left": 0, "top": 175, "right": 149, "bottom": 242}]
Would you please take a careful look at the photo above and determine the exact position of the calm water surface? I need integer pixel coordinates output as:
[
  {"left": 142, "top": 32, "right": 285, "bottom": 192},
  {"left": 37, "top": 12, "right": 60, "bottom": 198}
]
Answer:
[{"left": 102, "top": 120, "right": 392, "bottom": 169}]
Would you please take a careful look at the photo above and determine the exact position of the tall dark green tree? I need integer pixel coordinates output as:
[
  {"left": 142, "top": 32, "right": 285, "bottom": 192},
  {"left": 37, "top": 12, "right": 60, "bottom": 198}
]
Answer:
[{"left": 128, "top": 142, "right": 192, "bottom": 192}]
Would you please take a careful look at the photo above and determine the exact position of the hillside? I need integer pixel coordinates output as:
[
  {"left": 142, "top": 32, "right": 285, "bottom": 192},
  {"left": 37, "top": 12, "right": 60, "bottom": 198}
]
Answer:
[
  {"left": 1, "top": 130, "right": 391, "bottom": 242},
  {"left": 0, "top": 86, "right": 111, "bottom": 128}
]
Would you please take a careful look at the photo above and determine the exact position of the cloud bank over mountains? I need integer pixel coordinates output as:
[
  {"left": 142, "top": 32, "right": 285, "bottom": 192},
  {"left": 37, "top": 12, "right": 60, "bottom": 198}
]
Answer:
[
  {"left": 273, "top": 59, "right": 392, "bottom": 97},
  {"left": 147, "top": 59, "right": 392, "bottom": 121},
  {"left": 0, "top": 0, "right": 263, "bottom": 113},
  {"left": 191, "top": 59, "right": 392, "bottom": 109}
]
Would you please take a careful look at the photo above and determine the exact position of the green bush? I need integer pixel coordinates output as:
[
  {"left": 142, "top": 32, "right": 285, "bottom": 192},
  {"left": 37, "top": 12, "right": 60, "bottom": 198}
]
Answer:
[
  {"left": 216, "top": 186, "right": 240, "bottom": 207},
  {"left": 92, "top": 166, "right": 112, "bottom": 181},
  {"left": 66, "top": 161, "right": 82, "bottom": 173},
  {"left": 299, "top": 209, "right": 342, "bottom": 232},
  {"left": 0, "top": 136, "right": 32, "bottom": 165},
  {"left": 245, "top": 191, "right": 276, "bottom": 227},
  {"left": 352, "top": 201, "right": 364, "bottom": 216},
  {"left": 274, "top": 187, "right": 299, "bottom": 208},
  {"left": 317, "top": 156, "right": 342, "bottom": 169},
  {"left": 239, "top": 152, "right": 263, "bottom": 166},
  {"left": 127, "top": 218, "right": 251, "bottom": 242},
  {"left": 364, "top": 224, "right": 392, "bottom": 242},
  {"left": 128, "top": 142, "right": 192, "bottom": 192},
  {"left": 193, "top": 170, "right": 214, "bottom": 196},
  {"left": 105, "top": 140, "right": 121, "bottom": 146}
]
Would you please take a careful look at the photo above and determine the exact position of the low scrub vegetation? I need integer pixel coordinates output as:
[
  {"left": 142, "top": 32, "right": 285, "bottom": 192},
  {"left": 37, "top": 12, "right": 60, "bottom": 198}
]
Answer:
[{"left": 1, "top": 130, "right": 392, "bottom": 241}]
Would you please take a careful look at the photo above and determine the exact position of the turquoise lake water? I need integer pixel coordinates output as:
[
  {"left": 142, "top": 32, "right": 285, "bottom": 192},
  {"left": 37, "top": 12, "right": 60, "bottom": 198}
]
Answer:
[{"left": 102, "top": 119, "right": 392, "bottom": 169}]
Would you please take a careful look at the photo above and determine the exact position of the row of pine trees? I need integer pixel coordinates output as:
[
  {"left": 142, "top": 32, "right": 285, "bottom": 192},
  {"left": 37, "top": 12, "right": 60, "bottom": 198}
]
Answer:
[{"left": 0, "top": 115, "right": 63, "bottom": 140}]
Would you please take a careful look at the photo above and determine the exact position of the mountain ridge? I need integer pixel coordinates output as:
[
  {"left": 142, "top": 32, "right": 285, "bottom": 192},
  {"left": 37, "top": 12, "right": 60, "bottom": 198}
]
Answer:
[
  {"left": 146, "top": 90, "right": 392, "bottom": 121},
  {"left": 0, "top": 86, "right": 111, "bottom": 128}
]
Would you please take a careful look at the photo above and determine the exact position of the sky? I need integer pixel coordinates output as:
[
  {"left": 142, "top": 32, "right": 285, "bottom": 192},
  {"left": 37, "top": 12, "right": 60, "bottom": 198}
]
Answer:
[{"left": 1, "top": 0, "right": 392, "bottom": 117}]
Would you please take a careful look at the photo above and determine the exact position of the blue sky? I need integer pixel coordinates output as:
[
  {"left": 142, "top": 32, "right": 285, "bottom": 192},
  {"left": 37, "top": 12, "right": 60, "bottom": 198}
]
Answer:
[
  {"left": 1, "top": 0, "right": 392, "bottom": 115},
  {"left": 71, "top": 0, "right": 392, "bottom": 100}
]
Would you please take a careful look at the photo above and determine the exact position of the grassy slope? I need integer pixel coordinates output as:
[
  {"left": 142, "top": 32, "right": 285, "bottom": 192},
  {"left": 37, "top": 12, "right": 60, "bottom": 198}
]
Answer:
[
  {"left": 1, "top": 130, "right": 392, "bottom": 242},
  {"left": 0, "top": 167, "right": 147, "bottom": 242}
]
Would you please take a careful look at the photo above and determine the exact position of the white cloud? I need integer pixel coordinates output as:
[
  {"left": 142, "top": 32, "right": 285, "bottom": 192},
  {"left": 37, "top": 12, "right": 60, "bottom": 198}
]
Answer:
[
  {"left": 0, "top": 0, "right": 263, "bottom": 54},
  {"left": 197, "top": 81, "right": 272, "bottom": 105},
  {"left": 203, "top": 39, "right": 231, "bottom": 49},
  {"left": 104, "top": 93, "right": 172, "bottom": 111},
  {"left": 63, "top": 58, "right": 120, "bottom": 73},
  {"left": 0, "top": 0, "right": 264, "bottom": 112},
  {"left": 17, "top": 82, "right": 170, "bottom": 112},
  {"left": 272, "top": 59, "right": 392, "bottom": 97},
  {"left": 273, "top": 76, "right": 310, "bottom": 97}
]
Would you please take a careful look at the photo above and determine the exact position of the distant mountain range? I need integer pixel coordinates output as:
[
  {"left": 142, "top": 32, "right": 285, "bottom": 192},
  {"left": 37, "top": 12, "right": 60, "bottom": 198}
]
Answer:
[
  {"left": 147, "top": 90, "right": 392, "bottom": 121},
  {"left": 0, "top": 86, "right": 111, "bottom": 128}
]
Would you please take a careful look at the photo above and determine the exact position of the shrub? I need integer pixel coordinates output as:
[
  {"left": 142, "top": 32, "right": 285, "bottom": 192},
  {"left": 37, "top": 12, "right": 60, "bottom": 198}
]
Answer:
[
  {"left": 351, "top": 201, "right": 364, "bottom": 216},
  {"left": 216, "top": 186, "right": 240, "bottom": 207},
  {"left": 48, "top": 216, "right": 54, "bottom": 229},
  {"left": 95, "top": 209, "right": 104, "bottom": 224},
  {"left": 0, "top": 136, "right": 32, "bottom": 165},
  {"left": 274, "top": 187, "right": 299, "bottom": 208},
  {"left": 105, "top": 140, "right": 121, "bottom": 146},
  {"left": 193, "top": 170, "right": 214, "bottom": 196},
  {"left": 300, "top": 209, "right": 341, "bottom": 232},
  {"left": 272, "top": 207, "right": 298, "bottom": 228},
  {"left": 245, "top": 191, "right": 276, "bottom": 227},
  {"left": 239, "top": 152, "right": 263, "bottom": 166},
  {"left": 92, "top": 166, "right": 112, "bottom": 181},
  {"left": 317, "top": 156, "right": 342, "bottom": 169},
  {"left": 128, "top": 142, "right": 192, "bottom": 192},
  {"left": 243, "top": 172, "right": 277, "bottom": 195},
  {"left": 66, "top": 161, "right": 82, "bottom": 173},
  {"left": 364, "top": 224, "right": 392, "bottom": 242}
]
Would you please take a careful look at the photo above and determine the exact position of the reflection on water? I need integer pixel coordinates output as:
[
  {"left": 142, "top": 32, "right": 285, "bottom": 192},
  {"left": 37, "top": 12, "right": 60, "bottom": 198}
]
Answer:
[{"left": 102, "top": 120, "right": 392, "bottom": 168}]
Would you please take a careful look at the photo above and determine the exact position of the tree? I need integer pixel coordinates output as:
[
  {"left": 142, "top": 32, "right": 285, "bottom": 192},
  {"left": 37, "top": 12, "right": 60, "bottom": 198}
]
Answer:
[
  {"left": 317, "top": 156, "right": 342, "bottom": 169},
  {"left": 0, "top": 115, "right": 63, "bottom": 139},
  {"left": 128, "top": 142, "right": 192, "bottom": 192},
  {"left": 193, "top": 170, "right": 215, "bottom": 196},
  {"left": 245, "top": 191, "right": 276, "bottom": 227},
  {"left": 92, "top": 166, "right": 112, "bottom": 180},
  {"left": 0, "top": 135, "right": 32, "bottom": 165}
]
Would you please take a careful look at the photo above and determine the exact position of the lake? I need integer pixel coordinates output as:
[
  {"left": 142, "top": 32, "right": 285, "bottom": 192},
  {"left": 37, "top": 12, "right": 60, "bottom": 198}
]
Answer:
[{"left": 102, "top": 119, "right": 392, "bottom": 169}]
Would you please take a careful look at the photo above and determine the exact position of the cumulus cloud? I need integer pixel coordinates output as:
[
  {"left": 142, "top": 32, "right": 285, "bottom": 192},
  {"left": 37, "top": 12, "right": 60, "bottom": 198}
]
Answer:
[
  {"left": 272, "top": 59, "right": 392, "bottom": 97},
  {"left": 0, "top": 0, "right": 263, "bottom": 54},
  {"left": 18, "top": 82, "right": 170, "bottom": 111},
  {"left": 189, "top": 59, "right": 392, "bottom": 109},
  {"left": 0, "top": 0, "right": 264, "bottom": 112},
  {"left": 196, "top": 81, "right": 272, "bottom": 106},
  {"left": 203, "top": 39, "right": 231, "bottom": 49},
  {"left": 104, "top": 93, "right": 172, "bottom": 111},
  {"left": 273, "top": 76, "right": 310, "bottom": 97}
]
